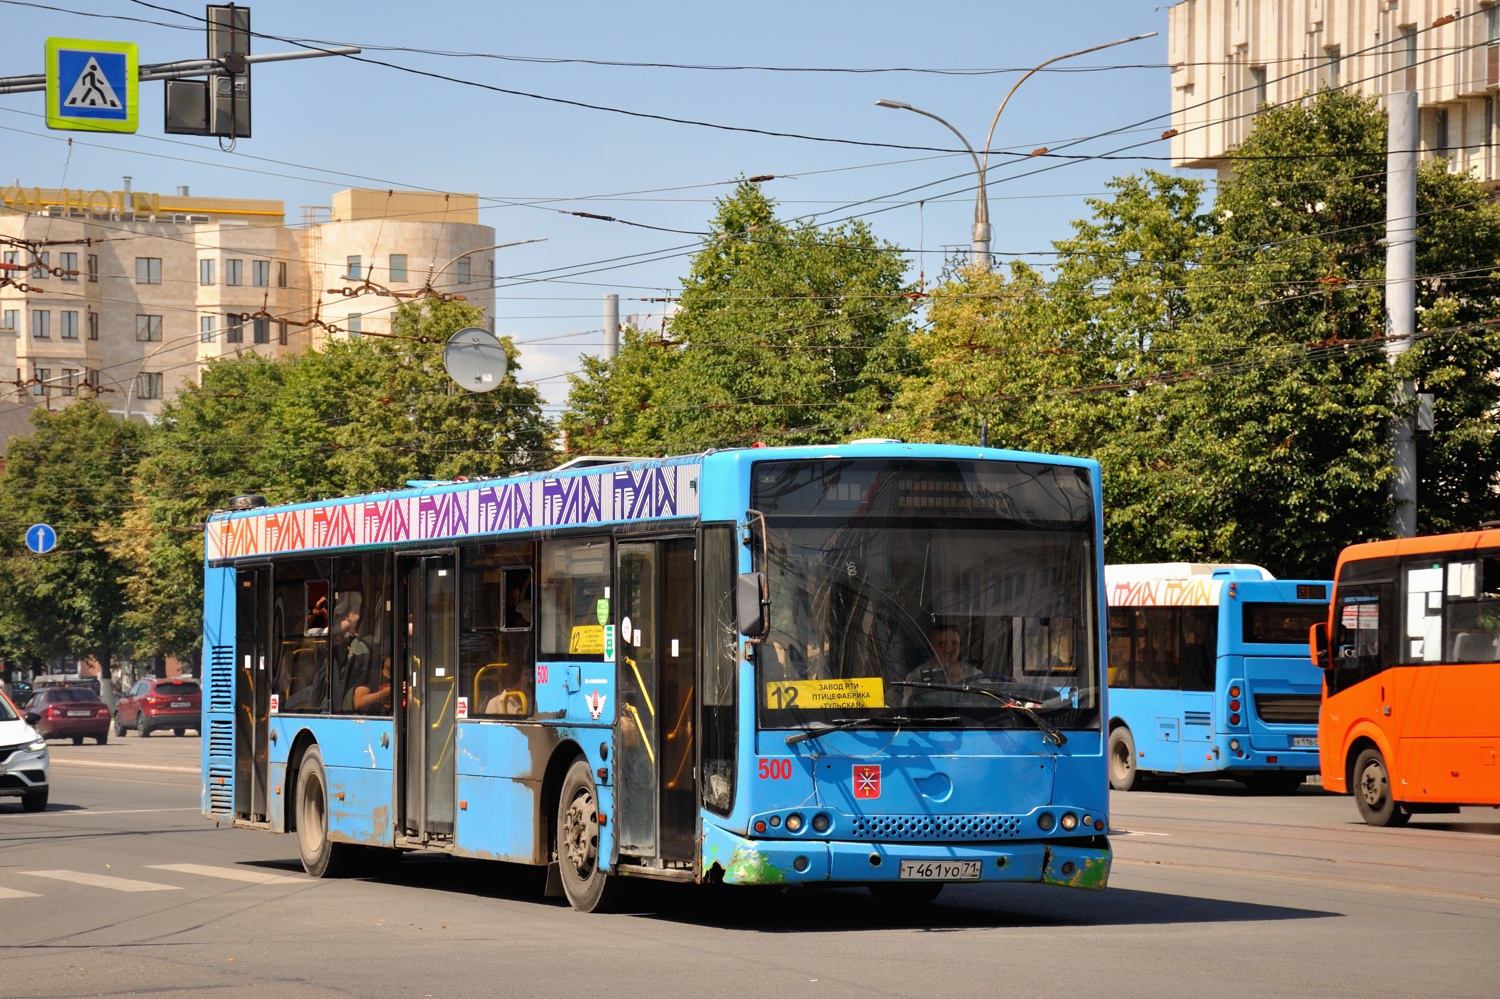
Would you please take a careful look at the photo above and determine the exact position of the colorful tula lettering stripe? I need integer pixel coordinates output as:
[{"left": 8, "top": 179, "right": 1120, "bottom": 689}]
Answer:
[{"left": 206, "top": 462, "right": 701, "bottom": 561}]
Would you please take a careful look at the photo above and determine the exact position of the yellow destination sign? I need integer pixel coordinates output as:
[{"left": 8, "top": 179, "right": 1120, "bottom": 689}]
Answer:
[
  {"left": 765, "top": 677, "right": 886, "bottom": 710},
  {"left": 569, "top": 625, "right": 604, "bottom": 655}
]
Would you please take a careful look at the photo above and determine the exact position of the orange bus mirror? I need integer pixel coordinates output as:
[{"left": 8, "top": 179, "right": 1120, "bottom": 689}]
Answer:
[{"left": 1309, "top": 622, "right": 1331, "bottom": 670}]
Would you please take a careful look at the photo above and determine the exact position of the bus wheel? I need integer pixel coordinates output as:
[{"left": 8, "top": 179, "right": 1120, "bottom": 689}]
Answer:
[
  {"left": 1353, "top": 748, "right": 1409, "bottom": 827},
  {"left": 296, "top": 745, "right": 353, "bottom": 877},
  {"left": 1108, "top": 726, "right": 1141, "bottom": 791},
  {"left": 556, "top": 758, "right": 617, "bottom": 913}
]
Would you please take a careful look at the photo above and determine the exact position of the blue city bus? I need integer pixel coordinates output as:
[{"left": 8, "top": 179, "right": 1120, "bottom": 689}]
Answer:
[
  {"left": 1104, "top": 563, "right": 1329, "bottom": 793},
  {"left": 201, "top": 443, "right": 1112, "bottom": 911}
]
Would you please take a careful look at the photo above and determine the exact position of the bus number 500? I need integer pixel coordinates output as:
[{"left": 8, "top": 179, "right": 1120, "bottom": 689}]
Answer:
[{"left": 758, "top": 758, "right": 793, "bottom": 780}]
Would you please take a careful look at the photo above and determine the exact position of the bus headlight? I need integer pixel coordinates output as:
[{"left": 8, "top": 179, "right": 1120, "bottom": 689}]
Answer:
[
  {"left": 1060, "top": 812, "right": 1079, "bottom": 831},
  {"left": 1037, "top": 812, "right": 1055, "bottom": 832},
  {"left": 785, "top": 813, "right": 804, "bottom": 833}
]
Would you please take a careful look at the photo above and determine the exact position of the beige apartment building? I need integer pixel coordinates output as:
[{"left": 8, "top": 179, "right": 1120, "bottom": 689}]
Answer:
[
  {"left": 0, "top": 183, "right": 497, "bottom": 434},
  {"left": 1169, "top": 0, "right": 1500, "bottom": 181}
]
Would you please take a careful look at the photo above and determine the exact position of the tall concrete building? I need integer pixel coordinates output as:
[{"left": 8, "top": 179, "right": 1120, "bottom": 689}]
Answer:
[
  {"left": 0, "top": 182, "right": 497, "bottom": 436},
  {"left": 1168, "top": 0, "right": 1500, "bottom": 182}
]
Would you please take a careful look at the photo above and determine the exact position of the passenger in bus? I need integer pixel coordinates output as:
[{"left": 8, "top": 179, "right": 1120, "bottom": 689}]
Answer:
[
  {"left": 347, "top": 656, "right": 393, "bottom": 714},
  {"left": 483, "top": 662, "right": 530, "bottom": 716},
  {"left": 900, "top": 623, "right": 983, "bottom": 706}
]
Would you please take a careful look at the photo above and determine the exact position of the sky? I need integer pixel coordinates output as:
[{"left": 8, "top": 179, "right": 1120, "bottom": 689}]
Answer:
[{"left": 0, "top": 1, "right": 1191, "bottom": 415}]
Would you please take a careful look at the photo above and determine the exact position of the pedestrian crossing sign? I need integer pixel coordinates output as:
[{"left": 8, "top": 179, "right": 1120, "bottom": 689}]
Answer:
[{"left": 45, "top": 38, "right": 138, "bottom": 134}]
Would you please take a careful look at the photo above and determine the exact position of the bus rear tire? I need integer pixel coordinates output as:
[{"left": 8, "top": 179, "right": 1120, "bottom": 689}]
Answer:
[
  {"left": 297, "top": 745, "right": 354, "bottom": 877},
  {"left": 556, "top": 758, "right": 617, "bottom": 913},
  {"left": 1108, "top": 726, "right": 1141, "bottom": 791},
  {"left": 1353, "top": 748, "right": 1409, "bottom": 827}
]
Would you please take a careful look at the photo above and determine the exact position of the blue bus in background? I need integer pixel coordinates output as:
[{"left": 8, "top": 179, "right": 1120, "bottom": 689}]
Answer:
[
  {"left": 1104, "top": 564, "right": 1329, "bottom": 794},
  {"left": 202, "top": 443, "right": 1113, "bottom": 911}
]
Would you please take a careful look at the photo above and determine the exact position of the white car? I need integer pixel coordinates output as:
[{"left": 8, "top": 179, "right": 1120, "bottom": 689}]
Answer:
[{"left": 0, "top": 691, "right": 49, "bottom": 811}]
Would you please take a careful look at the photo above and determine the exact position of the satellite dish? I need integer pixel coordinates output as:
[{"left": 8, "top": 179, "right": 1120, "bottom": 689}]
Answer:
[{"left": 442, "top": 327, "right": 508, "bottom": 393}]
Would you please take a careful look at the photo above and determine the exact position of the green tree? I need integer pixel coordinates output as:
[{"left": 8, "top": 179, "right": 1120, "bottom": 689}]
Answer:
[
  {"left": 0, "top": 400, "right": 145, "bottom": 679},
  {"left": 563, "top": 182, "right": 917, "bottom": 452}
]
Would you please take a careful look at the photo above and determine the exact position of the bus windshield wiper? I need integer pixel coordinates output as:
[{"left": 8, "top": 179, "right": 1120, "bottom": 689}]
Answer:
[
  {"left": 886, "top": 681, "right": 1068, "bottom": 747},
  {"left": 784, "top": 715, "right": 959, "bottom": 746}
]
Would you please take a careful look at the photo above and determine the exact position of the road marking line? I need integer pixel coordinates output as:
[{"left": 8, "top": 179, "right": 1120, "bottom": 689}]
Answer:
[
  {"left": 0, "top": 887, "right": 42, "bottom": 899},
  {"left": 22, "top": 870, "right": 180, "bottom": 892},
  {"left": 1110, "top": 829, "right": 1170, "bottom": 837},
  {"left": 50, "top": 807, "right": 200, "bottom": 817},
  {"left": 149, "top": 864, "right": 304, "bottom": 885},
  {"left": 51, "top": 759, "right": 198, "bottom": 774}
]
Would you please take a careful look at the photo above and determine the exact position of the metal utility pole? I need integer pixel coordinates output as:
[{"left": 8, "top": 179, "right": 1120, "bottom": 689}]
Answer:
[
  {"left": 603, "top": 294, "right": 619, "bottom": 361},
  {"left": 1386, "top": 91, "right": 1418, "bottom": 538}
]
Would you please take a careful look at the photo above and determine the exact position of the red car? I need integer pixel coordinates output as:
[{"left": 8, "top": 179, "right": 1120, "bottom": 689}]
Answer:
[
  {"left": 114, "top": 677, "right": 201, "bottom": 737},
  {"left": 24, "top": 686, "right": 111, "bottom": 745}
]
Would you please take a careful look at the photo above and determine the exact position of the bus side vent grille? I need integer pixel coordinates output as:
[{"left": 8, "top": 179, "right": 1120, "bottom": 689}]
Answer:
[
  {"left": 206, "top": 720, "right": 234, "bottom": 814},
  {"left": 848, "top": 814, "right": 1024, "bottom": 841},
  {"left": 1253, "top": 694, "right": 1320, "bottom": 724},
  {"left": 1183, "top": 711, "right": 1212, "bottom": 726},
  {"left": 207, "top": 645, "right": 234, "bottom": 711}
]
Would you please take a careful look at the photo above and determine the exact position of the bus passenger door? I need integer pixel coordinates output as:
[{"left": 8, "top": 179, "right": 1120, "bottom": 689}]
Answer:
[
  {"left": 234, "top": 565, "right": 272, "bottom": 823},
  {"left": 615, "top": 538, "right": 698, "bottom": 864},
  {"left": 397, "top": 553, "right": 458, "bottom": 844}
]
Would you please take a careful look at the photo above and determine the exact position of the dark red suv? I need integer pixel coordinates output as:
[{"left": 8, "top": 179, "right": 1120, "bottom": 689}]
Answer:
[
  {"left": 114, "top": 677, "right": 202, "bottom": 737},
  {"left": 24, "top": 686, "right": 111, "bottom": 744}
]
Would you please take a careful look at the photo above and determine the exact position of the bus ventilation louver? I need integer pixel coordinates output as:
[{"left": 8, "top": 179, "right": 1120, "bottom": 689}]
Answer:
[
  {"left": 208, "top": 645, "right": 234, "bottom": 711},
  {"left": 206, "top": 720, "right": 234, "bottom": 814},
  {"left": 849, "top": 814, "right": 1024, "bottom": 841},
  {"left": 1184, "top": 711, "right": 1212, "bottom": 727},
  {"left": 1254, "top": 694, "right": 1320, "bottom": 724}
]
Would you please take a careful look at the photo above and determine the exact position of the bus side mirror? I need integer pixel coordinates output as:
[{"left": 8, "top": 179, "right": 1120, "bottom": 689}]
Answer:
[
  {"left": 737, "top": 571, "right": 767, "bottom": 639},
  {"left": 1309, "top": 622, "right": 1331, "bottom": 670}
]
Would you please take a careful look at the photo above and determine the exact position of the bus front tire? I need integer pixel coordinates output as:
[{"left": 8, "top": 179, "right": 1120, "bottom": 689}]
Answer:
[
  {"left": 297, "top": 745, "right": 354, "bottom": 877},
  {"left": 1108, "top": 726, "right": 1141, "bottom": 791},
  {"left": 556, "top": 758, "right": 617, "bottom": 913},
  {"left": 1353, "top": 748, "right": 1409, "bottom": 827}
]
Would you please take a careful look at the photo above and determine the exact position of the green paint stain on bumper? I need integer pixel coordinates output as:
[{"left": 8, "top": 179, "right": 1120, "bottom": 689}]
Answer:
[
  {"left": 1042, "top": 847, "right": 1111, "bottom": 891},
  {"left": 715, "top": 846, "right": 787, "bottom": 885}
]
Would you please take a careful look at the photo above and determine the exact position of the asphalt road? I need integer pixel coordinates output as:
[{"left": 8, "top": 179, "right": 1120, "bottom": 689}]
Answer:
[{"left": 3, "top": 736, "right": 1497, "bottom": 998}]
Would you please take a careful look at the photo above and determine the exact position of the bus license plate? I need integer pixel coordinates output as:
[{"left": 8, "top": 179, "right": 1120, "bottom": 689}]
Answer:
[
  {"left": 171, "top": 701, "right": 191, "bottom": 708},
  {"left": 1292, "top": 736, "right": 1318, "bottom": 748},
  {"left": 898, "top": 860, "right": 981, "bottom": 881}
]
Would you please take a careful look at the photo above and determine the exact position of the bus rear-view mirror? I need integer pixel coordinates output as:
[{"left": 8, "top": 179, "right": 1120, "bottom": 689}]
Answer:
[
  {"left": 737, "top": 571, "right": 767, "bottom": 638},
  {"left": 1309, "top": 622, "right": 1332, "bottom": 670}
]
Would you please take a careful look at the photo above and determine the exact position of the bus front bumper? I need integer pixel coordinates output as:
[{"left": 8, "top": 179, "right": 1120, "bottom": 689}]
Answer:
[{"left": 701, "top": 825, "right": 1111, "bottom": 891}]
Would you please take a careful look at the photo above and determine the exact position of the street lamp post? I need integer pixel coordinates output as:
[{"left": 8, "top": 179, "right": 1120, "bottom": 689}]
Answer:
[
  {"left": 422, "top": 238, "right": 547, "bottom": 292},
  {"left": 878, "top": 32, "right": 1156, "bottom": 270}
]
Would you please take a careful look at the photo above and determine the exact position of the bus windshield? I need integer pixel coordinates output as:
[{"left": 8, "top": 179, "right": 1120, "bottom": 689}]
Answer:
[{"left": 752, "top": 458, "right": 1099, "bottom": 732}]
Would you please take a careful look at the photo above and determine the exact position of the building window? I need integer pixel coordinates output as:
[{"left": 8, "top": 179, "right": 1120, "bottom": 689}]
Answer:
[
  {"left": 1435, "top": 107, "right": 1451, "bottom": 157},
  {"left": 60, "top": 252, "right": 77, "bottom": 282},
  {"left": 226, "top": 314, "right": 244, "bottom": 343},
  {"left": 488, "top": 258, "right": 495, "bottom": 284},
  {"left": 1402, "top": 25, "right": 1417, "bottom": 91},
  {"left": 346, "top": 255, "right": 361, "bottom": 281},
  {"left": 135, "top": 257, "right": 162, "bottom": 284},
  {"left": 61, "top": 368, "right": 77, "bottom": 397},
  {"left": 252, "top": 260, "right": 270, "bottom": 287},
  {"left": 277, "top": 261, "right": 287, "bottom": 287},
  {"left": 456, "top": 256, "right": 471, "bottom": 284},
  {"left": 1249, "top": 66, "right": 1267, "bottom": 113},
  {"left": 277, "top": 319, "right": 288, "bottom": 345},
  {"left": 1325, "top": 46, "right": 1341, "bottom": 90},
  {"left": 136, "top": 371, "right": 163, "bottom": 400},
  {"left": 200, "top": 259, "right": 215, "bottom": 285},
  {"left": 2, "top": 250, "right": 16, "bottom": 269},
  {"left": 253, "top": 316, "right": 270, "bottom": 344},
  {"left": 1490, "top": 5, "right": 1500, "bottom": 42},
  {"left": 136, "top": 314, "right": 163, "bottom": 341},
  {"left": 347, "top": 313, "right": 362, "bottom": 336},
  {"left": 32, "top": 251, "right": 49, "bottom": 280},
  {"left": 389, "top": 253, "right": 407, "bottom": 282},
  {"left": 33, "top": 368, "right": 49, "bottom": 396},
  {"left": 87, "top": 253, "right": 98, "bottom": 282},
  {"left": 1, "top": 309, "right": 17, "bottom": 331},
  {"left": 225, "top": 259, "right": 243, "bottom": 286},
  {"left": 60, "top": 311, "right": 78, "bottom": 339},
  {"left": 31, "top": 310, "right": 50, "bottom": 338},
  {"left": 87, "top": 311, "right": 98, "bottom": 341},
  {"left": 200, "top": 316, "right": 217, "bottom": 342}
]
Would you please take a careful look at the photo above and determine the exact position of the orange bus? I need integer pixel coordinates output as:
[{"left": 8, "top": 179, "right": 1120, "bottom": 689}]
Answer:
[{"left": 1311, "top": 530, "right": 1500, "bottom": 826}]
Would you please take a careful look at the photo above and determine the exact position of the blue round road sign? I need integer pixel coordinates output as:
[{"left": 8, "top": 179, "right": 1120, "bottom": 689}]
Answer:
[{"left": 26, "top": 523, "right": 57, "bottom": 554}]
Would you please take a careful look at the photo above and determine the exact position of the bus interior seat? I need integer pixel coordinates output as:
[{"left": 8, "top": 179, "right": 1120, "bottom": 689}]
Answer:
[{"left": 1451, "top": 632, "right": 1499, "bottom": 663}]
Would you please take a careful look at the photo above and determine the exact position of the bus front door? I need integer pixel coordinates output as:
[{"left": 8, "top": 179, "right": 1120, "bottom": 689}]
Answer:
[
  {"left": 397, "top": 553, "right": 458, "bottom": 844},
  {"left": 615, "top": 538, "right": 698, "bottom": 865},
  {"left": 234, "top": 565, "right": 272, "bottom": 823}
]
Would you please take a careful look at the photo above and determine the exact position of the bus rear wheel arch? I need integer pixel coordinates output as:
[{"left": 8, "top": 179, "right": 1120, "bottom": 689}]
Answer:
[
  {"left": 1351, "top": 746, "right": 1409, "bottom": 827},
  {"left": 295, "top": 744, "right": 357, "bottom": 877},
  {"left": 1108, "top": 725, "right": 1142, "bottom": 791}
]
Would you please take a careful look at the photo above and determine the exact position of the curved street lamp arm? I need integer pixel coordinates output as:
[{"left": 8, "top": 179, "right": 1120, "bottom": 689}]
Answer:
[
  {"left": 980, "top": 32, "right": 1158, "bottom": 179},
  {"left": 423, "top": 237, "right": 548, "bottom": 287}
]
